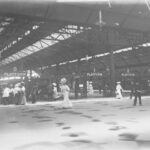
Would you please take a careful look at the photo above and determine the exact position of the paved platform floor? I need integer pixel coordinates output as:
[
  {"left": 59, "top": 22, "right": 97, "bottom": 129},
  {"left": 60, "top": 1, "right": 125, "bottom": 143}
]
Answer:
[{"left": 0, "top": 97, "right": 150, "bottom": 150}]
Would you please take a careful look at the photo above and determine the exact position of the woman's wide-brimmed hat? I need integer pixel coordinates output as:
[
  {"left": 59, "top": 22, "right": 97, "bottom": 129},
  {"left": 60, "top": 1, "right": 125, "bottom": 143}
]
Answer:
[
  {"left": 52, "top": 83, "right": 57, "bottom": 86},
  {"left": 60, "top": 78, "right": 67, "bottom": 84},
  {"left": 15, "top": 83, "right": 20, "bottom": 87}
]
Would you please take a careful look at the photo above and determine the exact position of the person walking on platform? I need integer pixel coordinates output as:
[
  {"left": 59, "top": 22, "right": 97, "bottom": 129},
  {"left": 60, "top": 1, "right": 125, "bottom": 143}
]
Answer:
[
  {"left": 52, "top": 83, "right": 59, "bottom": 100},
  {"left": 60, "top": 78, "right": 72, "bottom": 108},
  {"left": 116, "top": 81, "right": 123, "bottom": 99},
  {"left": 30, "top": 83, "right": 39, "bottom": 104},
  {"left": 20, "top": 83, "right": 27, "bottom": 105},
  {"left": 133, "top": 82, "right": 142, "bottom": 106}
]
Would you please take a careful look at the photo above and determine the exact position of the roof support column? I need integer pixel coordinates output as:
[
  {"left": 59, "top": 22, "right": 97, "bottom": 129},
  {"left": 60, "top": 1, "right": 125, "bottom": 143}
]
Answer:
[
  {"left": 20, "top": 60, "right": 24, "bottom": 72},
  {"left": 74, "top": 59, "right": 81, "bottom": 99},
  {"left": 56, "top": 64, "right": 60, "bottom": 91},
  {"left": 109, "top": 46, "right": 116, "bottom": 96}
]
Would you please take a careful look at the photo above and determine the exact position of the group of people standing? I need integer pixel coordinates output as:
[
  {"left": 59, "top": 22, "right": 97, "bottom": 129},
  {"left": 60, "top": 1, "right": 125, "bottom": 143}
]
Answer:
[
  {"left": 115, "top": 81, "right": 142, "bottom": 106},
  {"left": 0, "top": 77, "right": 143, "bottom": 108},
  {"left": 1, "top": 82, "right": 26, "bottom": 105}
]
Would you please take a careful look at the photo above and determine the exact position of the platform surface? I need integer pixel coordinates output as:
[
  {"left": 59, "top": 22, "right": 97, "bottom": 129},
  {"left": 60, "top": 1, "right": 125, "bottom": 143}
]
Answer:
[{"left": 0, "top": 97, "right": 150, "bottom": 150}]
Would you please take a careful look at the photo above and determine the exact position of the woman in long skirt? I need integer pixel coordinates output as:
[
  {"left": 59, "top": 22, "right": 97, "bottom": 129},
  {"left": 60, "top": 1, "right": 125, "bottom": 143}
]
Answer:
[
  {"left": 60, "top": 78, "right": 72, "bottom": 108},
  {"left": 116, "top": 81, "right": 123, "bottom": 99},
  {"left": 20, "top": 83, "right": 27, "bottom": 105}
]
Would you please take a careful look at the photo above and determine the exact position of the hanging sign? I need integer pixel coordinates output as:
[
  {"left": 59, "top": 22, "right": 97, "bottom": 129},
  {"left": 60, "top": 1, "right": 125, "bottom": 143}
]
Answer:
[
  {"left": 121, "top": 69, "right": 135, "bottom": 77},
  {"left": 87, "top": 72, "right": 103, "bottom": 77}
]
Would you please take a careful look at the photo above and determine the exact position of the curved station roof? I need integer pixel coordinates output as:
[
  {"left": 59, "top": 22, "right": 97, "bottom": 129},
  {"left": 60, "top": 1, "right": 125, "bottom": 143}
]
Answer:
[{"left": 0, "top": 0, "right": 150, "bottom": 72}]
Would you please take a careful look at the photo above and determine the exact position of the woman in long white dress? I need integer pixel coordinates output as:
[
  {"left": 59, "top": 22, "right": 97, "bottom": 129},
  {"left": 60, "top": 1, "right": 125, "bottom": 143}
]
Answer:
[
  {"left": 116, "top": 81, "right": 123, "bottom": 99},
  {"left": 60, "top": 78, "right": 72, "bottom": 108}
]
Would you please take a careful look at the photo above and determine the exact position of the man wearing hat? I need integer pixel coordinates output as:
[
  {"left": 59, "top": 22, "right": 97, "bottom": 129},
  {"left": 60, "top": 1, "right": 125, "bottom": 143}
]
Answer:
[
  {"left": 133, "top": 81, "right": 142, "bottom": 106},
  {"left": 47, "top": 82, "right": 53, "bottom": 101},
  {"left": 14, "top": 83, "right": 21, "bottom": 105},
  {"left": 30, "top": 83, "right": 39, "bottom": 104}
]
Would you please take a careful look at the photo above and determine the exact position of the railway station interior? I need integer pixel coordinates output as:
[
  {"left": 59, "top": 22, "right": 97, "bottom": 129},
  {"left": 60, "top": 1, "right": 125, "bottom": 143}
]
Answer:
[{"left": 0, "top": 0, "right": 150, "bottom": 150}]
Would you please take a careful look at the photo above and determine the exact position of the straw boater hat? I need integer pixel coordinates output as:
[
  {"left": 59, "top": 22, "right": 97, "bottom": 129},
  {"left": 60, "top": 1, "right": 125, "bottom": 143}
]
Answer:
[{"left": 60, "top": 78, "right": 67, "bottom": 84}]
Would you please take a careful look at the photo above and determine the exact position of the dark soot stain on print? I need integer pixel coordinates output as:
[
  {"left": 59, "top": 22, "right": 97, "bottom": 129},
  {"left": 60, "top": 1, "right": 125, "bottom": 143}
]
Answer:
[
  {"left": 56, "top": 111, "right": 83, "bottom": 115},
  {"left": 56, "top": 122, "right": 65, "bottom": 126},
  {"left": 32, "top": 116, "right": 52, "bottom": 119},
  {"left": 82, "top": 115, "right": 93, "bottom": 119},
  {"left": 136, "top": 140, "right": 150, "bottom": 148},
  {"left": 62, "top": 127, "right": 71, "bottom": 130},
  {"left": 37, "top": 120, "right": 52, "bottom": 122},
  {"left": 119, "top": 133, "right": 138, "bottom": 141},
  {"left": 139, "top": 110, "right": 147, "bottom": 112},
  {"left": 8, "top": 121, "right": 18, "bottom": 124},
  {"left": 109, "top": 126, "right": 127, "bottom": 131},
  {"left": 23, "top": 109, "right": 46, "bottom": 113},
  {"left": 92, "top": 119, "right": 101, "bottom": 122},
  {"left": 62, "top": 132, "right": 86, "bottom": 138},
  {"left": 71, "top": 139, "right": 92, "bottom": 143}
]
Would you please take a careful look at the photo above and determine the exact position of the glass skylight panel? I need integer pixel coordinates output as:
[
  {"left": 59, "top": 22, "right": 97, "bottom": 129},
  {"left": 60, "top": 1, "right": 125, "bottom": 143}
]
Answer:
[
  {"left": 51, "top": 64, "right": 56, "bottom": 67},
  {"left": 40, "top": 40, "right": 52, "bottom": 47},
  {"left": 95, "top": 52, "right": 110, "bottom": 58},
  {"left": 24, "top": 30, "right": 31, "bottom": 36},
  {"left": 26, "top": 46, "right": 33, "bottom": 52},
  {"left": 31, "top": 45, "right": 41, "bottom": 52},
  {"left": 60, "top": 62, "right": 68, "bottom": 65},
  {"left": 33, "top": 42, "right": 43, "bottom": 49},
  {"left": 8, "top": 56, "right": 16, "bottom": 61},
  {"left": 22, "top": 48, "right": 33, "bottom": 54},
  {"left": 12, "top": 40, "right": 17, "bottom": 45},
  {"left": 32, "top": 25, "right": 39, "bottom": 30},
  {"left": 6, "top": 58, "right": 13, "bottom": 63},
  {"left": 18, "top": 37, "right": 22, "bottom": 41},
  {"left": 69, "top": 59, "right": 78, "bottom": 63},
  {"left": 12, "top": 54, "right": 20, "bottom": 60},
  {"left": 17, "top": 52, "right": 26, "bottom": 57},
  {"left": 0, "top": 25, "right": 85, "bottom": 66},
  {"left": 1, "top": 22, "right": 10, "bottom": 26}
]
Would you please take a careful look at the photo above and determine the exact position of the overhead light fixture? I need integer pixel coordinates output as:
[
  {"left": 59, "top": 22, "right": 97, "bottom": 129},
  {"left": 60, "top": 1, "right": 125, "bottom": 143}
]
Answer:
[{"left": 96, "top": 10, "right": 106, "bottom": 29}]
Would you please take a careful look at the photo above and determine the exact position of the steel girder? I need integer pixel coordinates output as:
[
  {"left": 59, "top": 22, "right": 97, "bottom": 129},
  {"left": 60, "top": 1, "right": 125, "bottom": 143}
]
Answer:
[{"left": 1, "top": 18, "right": 150, "bottom": 71}]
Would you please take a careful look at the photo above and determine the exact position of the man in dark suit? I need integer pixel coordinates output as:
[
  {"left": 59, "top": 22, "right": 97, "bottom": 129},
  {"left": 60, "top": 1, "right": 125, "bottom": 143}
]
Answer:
[
  {"left": 133, "top": 82, "right": 142, "bottom": 106},
  {"left": 130, "top": 81, "right": 134, "bottom": 100}
]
